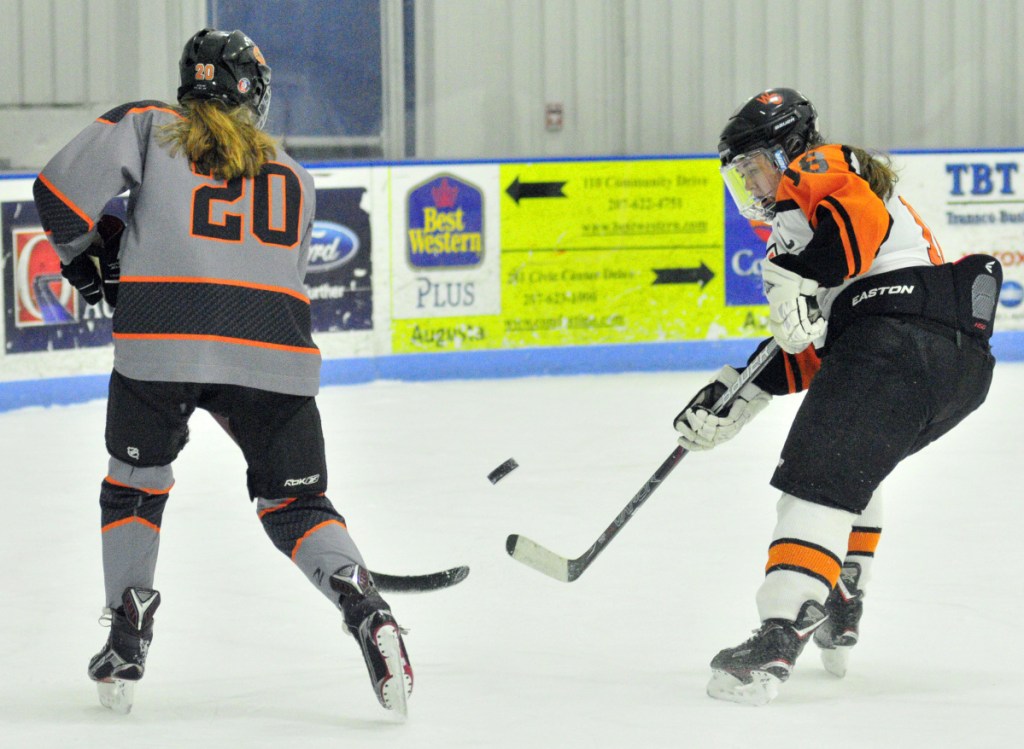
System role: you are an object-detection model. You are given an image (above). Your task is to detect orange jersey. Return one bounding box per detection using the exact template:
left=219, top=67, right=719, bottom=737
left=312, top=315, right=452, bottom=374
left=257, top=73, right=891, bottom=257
left=752, top=144, right=943, bottom=395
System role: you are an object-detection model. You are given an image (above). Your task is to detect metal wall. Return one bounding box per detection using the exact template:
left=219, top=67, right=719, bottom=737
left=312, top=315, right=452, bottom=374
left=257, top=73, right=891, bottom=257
left=0, top=0, right=205, bottom=169
left=414, top=0, right=1024, bottom=158
left=2, top=0, right=1023, bottom=169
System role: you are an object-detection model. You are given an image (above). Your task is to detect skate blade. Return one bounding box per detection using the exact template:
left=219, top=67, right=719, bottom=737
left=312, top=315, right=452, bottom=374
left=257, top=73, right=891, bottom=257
left=706, top=669, right=780, bottom=706
left=820, top=646, right=852, bottom=678
left=375, top=624, right=412, bottom=718
left=96, top=679, right=135, bottom=714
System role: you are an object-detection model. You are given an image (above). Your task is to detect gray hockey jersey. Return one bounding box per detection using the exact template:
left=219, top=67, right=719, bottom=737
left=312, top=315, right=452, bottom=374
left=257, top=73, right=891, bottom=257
left=33, top=100, right=321, bottom=396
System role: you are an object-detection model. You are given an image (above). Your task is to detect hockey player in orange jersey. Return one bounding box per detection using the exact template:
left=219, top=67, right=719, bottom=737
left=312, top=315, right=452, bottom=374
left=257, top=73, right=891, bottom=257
left=674, top=88, right=999, bottom=705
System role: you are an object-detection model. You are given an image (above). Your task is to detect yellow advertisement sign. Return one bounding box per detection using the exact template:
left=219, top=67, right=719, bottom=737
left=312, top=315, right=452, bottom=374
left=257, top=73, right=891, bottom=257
left=392, top=158, right=766, bottom=353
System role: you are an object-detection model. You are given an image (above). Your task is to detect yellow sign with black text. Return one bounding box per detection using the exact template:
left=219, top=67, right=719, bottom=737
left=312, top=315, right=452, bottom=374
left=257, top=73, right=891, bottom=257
left=392, top=159, right=767, bottom=353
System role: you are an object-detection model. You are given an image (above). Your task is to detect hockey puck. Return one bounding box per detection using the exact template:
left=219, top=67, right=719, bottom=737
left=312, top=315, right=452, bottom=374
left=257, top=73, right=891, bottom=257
left=487, top=458, right=519, bottom=484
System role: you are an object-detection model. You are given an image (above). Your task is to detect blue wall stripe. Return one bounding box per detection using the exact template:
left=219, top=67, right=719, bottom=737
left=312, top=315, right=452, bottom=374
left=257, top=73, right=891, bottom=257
left=1, top=332, right=1022, bottom=413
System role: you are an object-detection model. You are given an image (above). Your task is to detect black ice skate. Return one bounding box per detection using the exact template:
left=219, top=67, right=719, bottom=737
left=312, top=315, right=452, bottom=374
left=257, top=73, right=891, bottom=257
left=707, top=600, right=827, bottom=706
left=813, top=562, right=864, bottom=678
left=331, top=565, right=413, bottom=716
left=87, top=587, right=161, bottom=714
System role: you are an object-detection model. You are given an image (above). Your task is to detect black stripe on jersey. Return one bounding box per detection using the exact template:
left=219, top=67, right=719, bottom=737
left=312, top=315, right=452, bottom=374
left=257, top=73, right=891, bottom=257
left=841, top=145, right=857, bottom=173
left=822, top=196, right=861, bottom=275
left=879, top=213, right=894, bottom=253
left=783, top=167, right=801, bottom=188
left=98, top=100, right=174, bottom=124
left=774, top=198, right=801, bottom=213
left=782, top=352, right=809, bottom=391
left=113, top=280, right=317, bottom=351
left=32, top=177, right=90, bottom=245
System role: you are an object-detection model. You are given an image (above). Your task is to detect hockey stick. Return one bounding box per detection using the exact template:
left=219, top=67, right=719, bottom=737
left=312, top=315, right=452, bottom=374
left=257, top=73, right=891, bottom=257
left=373, top=566, right=470, bottom=593
left=207, top=412, right=470, bottom=594
left=506, top=340, right=781, bottom=582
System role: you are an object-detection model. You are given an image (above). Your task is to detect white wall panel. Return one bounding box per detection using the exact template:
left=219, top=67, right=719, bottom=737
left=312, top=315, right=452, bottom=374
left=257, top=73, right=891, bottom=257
left=3, top=0, right=1024, bottom=170
left=412, top=0, right=1024, bottom=160
left=574, top=0, right=624, bottom=156
left=85, top=0, right=119, bottom=103
left=52, top=0, right=86, bottom=105
left=668, top=0, right=704, bottom=150
left=19, top=1, right=55, bottom=104
left=0, top=0, right=23, bottom=106
left=860, top=0, right=893, bottom=149
left=506, top=0, right=545, bottom=156
left=0, top=0, right=204, bottom=169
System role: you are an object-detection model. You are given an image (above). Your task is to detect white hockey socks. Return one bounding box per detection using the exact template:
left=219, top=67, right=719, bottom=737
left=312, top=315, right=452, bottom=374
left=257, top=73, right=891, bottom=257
left=755, top=493, right=856, bottom=622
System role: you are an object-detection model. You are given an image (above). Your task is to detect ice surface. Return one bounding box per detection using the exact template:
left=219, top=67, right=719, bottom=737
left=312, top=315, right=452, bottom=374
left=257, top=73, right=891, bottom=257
left=1, top=364, right=1020, bottom=748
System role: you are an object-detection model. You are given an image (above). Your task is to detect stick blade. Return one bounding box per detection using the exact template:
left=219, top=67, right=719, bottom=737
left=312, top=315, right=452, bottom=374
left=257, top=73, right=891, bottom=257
left=372, top=566, right=470, bottom=593
left=505, top=534, right=571, bottom=582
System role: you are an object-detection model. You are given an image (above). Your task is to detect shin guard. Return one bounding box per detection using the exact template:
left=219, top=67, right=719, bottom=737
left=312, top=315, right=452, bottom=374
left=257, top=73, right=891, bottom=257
left=257, top=494, right=366, bottom=605
left=99, top=478, right=169, bottom=609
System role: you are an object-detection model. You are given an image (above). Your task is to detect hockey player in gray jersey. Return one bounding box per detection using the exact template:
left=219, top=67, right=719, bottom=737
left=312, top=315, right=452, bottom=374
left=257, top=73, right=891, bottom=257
left=34, top=28, right=412, bottom=715
left=673, top=88, right=997, bottom=705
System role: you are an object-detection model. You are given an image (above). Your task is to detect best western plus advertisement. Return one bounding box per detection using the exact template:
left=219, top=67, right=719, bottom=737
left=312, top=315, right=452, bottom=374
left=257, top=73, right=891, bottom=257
left=389, top=158, right=766, bottom=354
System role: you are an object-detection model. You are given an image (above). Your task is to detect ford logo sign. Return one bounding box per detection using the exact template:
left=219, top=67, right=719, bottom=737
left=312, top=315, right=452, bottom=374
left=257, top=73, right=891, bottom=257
left=307, top=221, right=359, bottom=273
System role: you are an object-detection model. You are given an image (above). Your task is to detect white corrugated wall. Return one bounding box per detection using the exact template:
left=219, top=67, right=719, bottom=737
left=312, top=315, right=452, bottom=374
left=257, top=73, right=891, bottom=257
left=414, top=0, right=1024, bottom=158
left=0, top=0, right=205, bottom=169
left=1, top=0, right=1022, bottom=168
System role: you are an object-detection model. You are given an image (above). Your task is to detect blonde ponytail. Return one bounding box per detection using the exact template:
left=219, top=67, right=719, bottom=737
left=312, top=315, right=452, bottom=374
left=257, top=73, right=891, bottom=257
left=850, top=146, right=899, bottom=202
left=159, top=100, right=277, bottom=180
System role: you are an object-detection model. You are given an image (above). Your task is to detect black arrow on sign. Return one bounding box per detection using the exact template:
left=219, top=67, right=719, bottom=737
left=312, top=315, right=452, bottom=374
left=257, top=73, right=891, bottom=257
left=652, top=262, right=715, bottom=289
left=506, top=176, right=567, bottom=204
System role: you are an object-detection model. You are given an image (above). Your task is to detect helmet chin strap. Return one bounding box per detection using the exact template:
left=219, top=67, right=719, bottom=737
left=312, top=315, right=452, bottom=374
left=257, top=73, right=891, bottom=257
left=770, top=147, right=790, bottom=171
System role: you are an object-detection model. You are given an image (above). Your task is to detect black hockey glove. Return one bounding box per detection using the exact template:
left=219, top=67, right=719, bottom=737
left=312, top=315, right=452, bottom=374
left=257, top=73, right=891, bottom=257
left=94, top=214, right=123, bottom=307
left=60, top=253, right=104, bottom=305
left=61, top=215, right=123, bottom=308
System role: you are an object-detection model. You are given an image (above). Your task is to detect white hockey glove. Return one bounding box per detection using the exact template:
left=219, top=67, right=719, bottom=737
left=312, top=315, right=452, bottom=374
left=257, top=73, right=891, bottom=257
left=762, top=260, right=826, bottom=354
left=674, top=366, right=772, bottom=451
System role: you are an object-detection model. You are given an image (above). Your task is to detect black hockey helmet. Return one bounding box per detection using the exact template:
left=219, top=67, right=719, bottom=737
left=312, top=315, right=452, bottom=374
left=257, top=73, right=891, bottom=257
left=718, top=88, right=820, bottom=167
left=177, top=28, right=272, bottom=128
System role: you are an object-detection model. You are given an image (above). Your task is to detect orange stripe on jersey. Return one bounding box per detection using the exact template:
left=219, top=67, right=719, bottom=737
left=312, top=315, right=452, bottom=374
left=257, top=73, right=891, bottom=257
left=113, top=331, right=321, bottom=354
left=777, top=144, right=892, bottom=279
left=120, top=275, right=310, bottom=304
left=290, top=519, right=348, bottom=561
left=102, top=516, right=161, bottom=534
left=97, top=105, right=183, bottom=124
left=766, top=539, right=842, bottom=588
left=847, top=526, right=882, bottom=556
left=104, top=475, right=174, bottom=495
left=795, top=347, right=821, bottom=388
left=899, top=196, right=945, bottom=265
left=779, top=348, right=821, bottom=393
left=35, top=173, right=94, bottom=232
